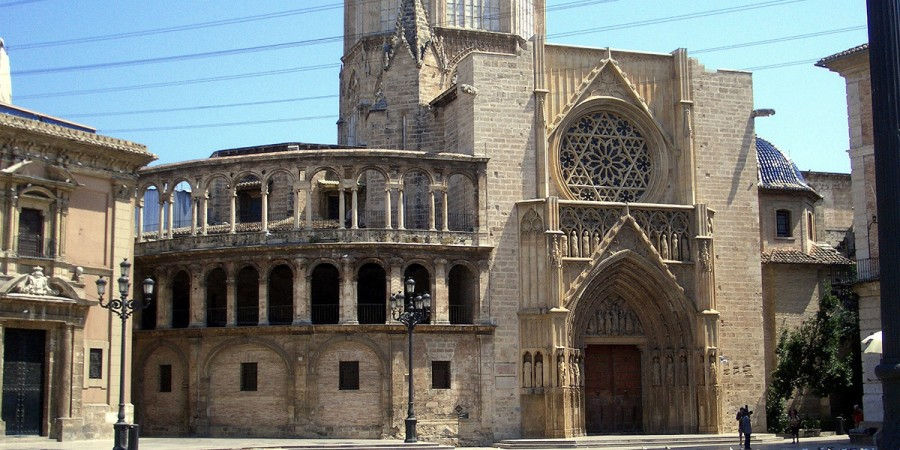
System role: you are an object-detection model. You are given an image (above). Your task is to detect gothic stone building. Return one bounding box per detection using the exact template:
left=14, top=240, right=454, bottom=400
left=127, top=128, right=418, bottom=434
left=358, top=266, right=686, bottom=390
left=131, top=0, right=785, bottom=443
left=0, top=102, right=154, bottom=440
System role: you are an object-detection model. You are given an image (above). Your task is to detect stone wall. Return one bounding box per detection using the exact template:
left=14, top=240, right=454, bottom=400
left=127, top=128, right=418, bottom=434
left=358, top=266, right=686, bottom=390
left=690, top=64, right=766, bottom=430
left=802, top=171, right=853, bottom=254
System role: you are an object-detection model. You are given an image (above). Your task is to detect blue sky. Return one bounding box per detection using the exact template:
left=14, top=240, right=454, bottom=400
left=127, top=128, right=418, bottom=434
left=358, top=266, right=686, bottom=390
left=1, top=0, right=867, bottom=172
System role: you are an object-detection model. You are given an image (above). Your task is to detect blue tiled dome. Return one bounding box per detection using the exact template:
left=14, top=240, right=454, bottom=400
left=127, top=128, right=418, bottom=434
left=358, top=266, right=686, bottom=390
left=756, top=137, right=816, bottom=193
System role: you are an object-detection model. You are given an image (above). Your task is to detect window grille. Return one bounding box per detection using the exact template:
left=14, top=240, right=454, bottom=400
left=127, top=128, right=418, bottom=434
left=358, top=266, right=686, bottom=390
left=432, top=361, right=451, bottom=389
left=89, top=348, right=103, bottom=379
left=240, top=362, right=258, bottom=391
left=159, top=364, right=172, bottom=392
left=339, top=361, right=360, bottom=390
left=776, top=210, right=792, bottom=237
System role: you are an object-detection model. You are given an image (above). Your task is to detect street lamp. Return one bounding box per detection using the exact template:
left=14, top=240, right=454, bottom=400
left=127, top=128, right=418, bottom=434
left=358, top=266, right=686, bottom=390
left=390, top=277, right=431, bottom=443
left=96, top=258, right=155, bottom=450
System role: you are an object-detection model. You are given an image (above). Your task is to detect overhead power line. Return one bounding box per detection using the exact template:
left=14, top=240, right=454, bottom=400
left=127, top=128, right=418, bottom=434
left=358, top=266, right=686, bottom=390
left=102, top=114, right=338, bottom=133
left=10, top=0, right=618, bottom=52
left=548, top=0, right=809, bottom=39
left=0, top=0, right=47, bottom=7
left=693, top=25, right=866, bottom=54
left=61, top=95, right=339, bottom=118
left=742, top=58, right=820, bottom=71
left=16, top=63, right=341, bottom=100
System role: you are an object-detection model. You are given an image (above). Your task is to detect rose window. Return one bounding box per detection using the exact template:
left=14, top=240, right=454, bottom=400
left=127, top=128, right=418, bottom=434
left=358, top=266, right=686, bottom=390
left=558, top=111, right=653, bottom=202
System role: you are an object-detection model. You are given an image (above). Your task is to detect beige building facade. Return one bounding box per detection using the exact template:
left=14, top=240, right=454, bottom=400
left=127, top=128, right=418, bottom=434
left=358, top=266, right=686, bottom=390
left=818, top=43, right=883, bottom=428
left=126, top=0, right=816, bottom=443
left=0, top=102, right=154, bottom=441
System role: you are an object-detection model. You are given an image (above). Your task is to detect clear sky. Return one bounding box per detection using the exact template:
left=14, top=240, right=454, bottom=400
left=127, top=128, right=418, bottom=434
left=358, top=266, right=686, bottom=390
left=1, top=0, right=868, bottom=172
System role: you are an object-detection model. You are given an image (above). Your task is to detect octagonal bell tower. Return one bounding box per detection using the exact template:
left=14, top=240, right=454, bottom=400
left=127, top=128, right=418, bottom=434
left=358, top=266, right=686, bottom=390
left=338, top=0, right=545, bottom=150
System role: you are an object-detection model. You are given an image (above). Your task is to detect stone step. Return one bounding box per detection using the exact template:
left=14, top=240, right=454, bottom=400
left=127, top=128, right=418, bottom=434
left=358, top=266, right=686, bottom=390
left=223, top=444, right=454, bottom=450
left=495, top=433, right=780, bottom=449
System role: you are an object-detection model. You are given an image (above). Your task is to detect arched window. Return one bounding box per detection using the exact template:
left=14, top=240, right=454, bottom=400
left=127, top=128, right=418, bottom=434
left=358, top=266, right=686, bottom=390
left=357, top=169, right=388, bottom=228
left=776, top=209, right=792, bottom=237
left=206, top=268, right=227, bottom=327
left=171, top=271, right=190, bottom=329
left=311, top=264, right=340, bottom=324
left=235, top=175, right=262, bottom=225
left=17, top=208, right=43, bottom=257
left=448, top=265, right=477, bottom=324
left=558, top=110, right=655, bottom=202
left=267, top=173, right=294, bottom=231
left=447, top=174, right=476, bottom=231
left=268, top=265, right=293, bottom=325
left=446, top=0, right=500, bottom=31
left=403, top=171, right=431, bottom=230
left=205, top=175, right=231, bottom=233
left=236, top=266, right=259, bottom=326
left=357, top=263, right=387, bottom=324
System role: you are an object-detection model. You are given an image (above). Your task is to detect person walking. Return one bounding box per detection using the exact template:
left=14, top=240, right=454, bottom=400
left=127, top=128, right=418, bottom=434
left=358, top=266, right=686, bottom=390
left=736, top=407, right=745, bottom=445
left=739, top=406, right=753, bottom=449
left=788, top=408, right=801, bottom=444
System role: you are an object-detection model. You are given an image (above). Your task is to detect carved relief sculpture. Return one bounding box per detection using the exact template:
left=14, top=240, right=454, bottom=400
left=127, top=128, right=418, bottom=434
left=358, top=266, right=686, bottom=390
left=14, top=266, right=59, bottom=296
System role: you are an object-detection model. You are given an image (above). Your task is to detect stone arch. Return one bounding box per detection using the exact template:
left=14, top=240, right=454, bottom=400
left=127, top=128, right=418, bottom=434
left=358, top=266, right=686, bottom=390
left=200, top=337, right=294, bottom=435
left=205, top=266, right=227, bottom=327
left=267, top=263, right=293, bottom=325
left=235, top=264, right=260, bottom=326
left=307, top=167, right=343, bottom=225
left=264, top=169, right=296, bottom=229
left=401, top=169, right=432, bottom=230
left=306, top=334, right=390, bottom=437
left=448, top=263, right=478, bottom=324
left=446, top=172, right=477, bottom=231
left=170, top=269, right=191, bottom=329
left=357, top=262, right=387, bottom=324
left=310, top=262, right=340, bottom=324
left=134, top=340, right=190, bottom=435
left=355, top=167, right=389, bottom=228
left=202, top=173, right=232, bottom=231
left=550, top=96, right=670, bottom=204
left=566, top=249, right=700, bottom=434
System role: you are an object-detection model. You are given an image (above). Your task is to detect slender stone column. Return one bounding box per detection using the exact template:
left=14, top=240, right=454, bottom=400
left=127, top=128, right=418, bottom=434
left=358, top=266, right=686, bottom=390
left=293, top=189, right=302, bottom=229
left=477, top=260, right=490, bottom=323
left=351, top=187, right=359, bottom=229
left=190, top=197, right=198, bottom=236
left=157, top=200, right=165, bottom=239
left=338, top=187, right=346, bottom=229
left=476, top=169, right=487, bottom=237
left=135, top=200, right=144, bottom=243
left=385, top=188, right=393, bottom=229
left=305, top=187, right=314, bottom=230
left=57, top=324, right=72, bottom=420
left=397, top=189, right=405, bottom=230
left=229, top=189, right=237, bottom=234
left=225, top=264, right=236, bottom=326
left=442, top=190, right=449, bottom=231
left=261, top=186, right=269, bottom=233
left=429, top=190, right=437, bottom=231
left=387, top=259, right=403, bottom=324
left=339, top=256, right=357, bottom=324
left=433, top=258, right=449, bottom=324
left=200, top=195, right=208, bottom=235
left=166, top=195, right=174, bottom=238
left=189, top=268, right=205, bottom=327
left=258, top=264, right=269, bottom=325
left=155, top=274, right=171, bottom=329
left=867, top=2, right=900, bottom=444
left=292, top=258, right=309, bottom=324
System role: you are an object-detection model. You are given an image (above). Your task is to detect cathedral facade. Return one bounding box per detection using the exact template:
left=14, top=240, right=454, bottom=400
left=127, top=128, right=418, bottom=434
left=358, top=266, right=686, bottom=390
left=131, top=0, right=769, bottom=443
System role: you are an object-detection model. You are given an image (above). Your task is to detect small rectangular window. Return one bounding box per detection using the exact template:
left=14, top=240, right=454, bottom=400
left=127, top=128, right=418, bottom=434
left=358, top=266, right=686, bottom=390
left=339, top=361, right=359, bottom=390
left=159, top=364, right=172, bottom=392
left=240, top=362, right=258, bottom=392
left=776, top=210, right=792, bottom=237
left=807, top=212, right=815, bottom=240
left=432, top=361, right=451, bottom=389
left=88, top=348, right=103, bottom=379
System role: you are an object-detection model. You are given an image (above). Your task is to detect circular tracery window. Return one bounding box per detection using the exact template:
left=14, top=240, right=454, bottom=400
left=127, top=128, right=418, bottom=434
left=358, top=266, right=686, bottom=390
left=558, top=111, right=653, bottom=202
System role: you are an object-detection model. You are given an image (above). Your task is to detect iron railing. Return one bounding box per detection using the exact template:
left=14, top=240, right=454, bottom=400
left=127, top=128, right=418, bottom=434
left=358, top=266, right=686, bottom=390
left=311, top=304, right=339, bottom=324
left=268, top=304, right=293, bottom=325
left=236, top=306, right=258, bottom=326
left=357, top=303, right=386, bottom=324
left=206, top=307, right=227, bottom=327
left=449, top=304, right=474, bottom=324
left=856, top=257, right=880, bottom=282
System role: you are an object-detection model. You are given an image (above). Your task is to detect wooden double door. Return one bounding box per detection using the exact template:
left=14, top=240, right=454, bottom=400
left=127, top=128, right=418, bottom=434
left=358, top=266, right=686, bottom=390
left=584, top=344, right=642, bottom=434
left=2, top=328, right=46, bottom=435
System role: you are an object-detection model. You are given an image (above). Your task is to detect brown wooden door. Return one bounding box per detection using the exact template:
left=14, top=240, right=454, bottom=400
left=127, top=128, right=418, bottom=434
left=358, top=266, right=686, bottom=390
left=585, top=345, right=642, bottom=434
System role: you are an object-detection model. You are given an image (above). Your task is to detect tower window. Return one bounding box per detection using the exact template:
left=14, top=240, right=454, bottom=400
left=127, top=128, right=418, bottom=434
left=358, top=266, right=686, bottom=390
left=776, top=210, right=792, bottom=237
left=339, top=361, right=360, bottom=390
left=240, top=362, right=258, bottom=391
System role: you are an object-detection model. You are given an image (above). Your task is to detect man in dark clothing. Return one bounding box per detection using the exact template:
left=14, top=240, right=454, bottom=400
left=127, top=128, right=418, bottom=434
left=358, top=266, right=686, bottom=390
left=739, top=407, right=753, bottom=449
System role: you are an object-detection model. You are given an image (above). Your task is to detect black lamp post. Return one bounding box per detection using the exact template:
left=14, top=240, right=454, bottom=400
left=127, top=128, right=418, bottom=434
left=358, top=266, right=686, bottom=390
left=390, top=277, right=431, bottom=443
left=95, top=258, right=155, bottom=450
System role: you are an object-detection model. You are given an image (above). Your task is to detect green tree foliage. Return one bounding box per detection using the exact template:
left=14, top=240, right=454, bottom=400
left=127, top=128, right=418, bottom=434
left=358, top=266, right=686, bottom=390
left=766, top=286, right=861, bottom=432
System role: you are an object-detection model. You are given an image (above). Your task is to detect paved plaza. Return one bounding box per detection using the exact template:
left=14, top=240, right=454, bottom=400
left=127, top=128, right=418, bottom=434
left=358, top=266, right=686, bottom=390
left=0, top=434, right=872, bottom=450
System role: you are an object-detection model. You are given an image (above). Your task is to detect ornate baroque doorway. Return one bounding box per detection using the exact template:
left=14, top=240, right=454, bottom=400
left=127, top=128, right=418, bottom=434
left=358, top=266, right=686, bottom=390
left=2, top=328, right=46, bottom=435
left=585, top=345, right=642, bottom=434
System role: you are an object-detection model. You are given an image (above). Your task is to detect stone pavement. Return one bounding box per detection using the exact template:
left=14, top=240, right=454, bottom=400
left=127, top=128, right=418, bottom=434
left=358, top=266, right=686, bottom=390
left=0, top=435, right=874, bottom=450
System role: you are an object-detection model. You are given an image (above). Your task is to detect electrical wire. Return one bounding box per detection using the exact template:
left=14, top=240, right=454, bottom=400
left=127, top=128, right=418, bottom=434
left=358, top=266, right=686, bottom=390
left=693, top=25, right=865, bottom=54
left=61, top=95, right=339, bottom=118
left=101, top=114, right=338, bottom=133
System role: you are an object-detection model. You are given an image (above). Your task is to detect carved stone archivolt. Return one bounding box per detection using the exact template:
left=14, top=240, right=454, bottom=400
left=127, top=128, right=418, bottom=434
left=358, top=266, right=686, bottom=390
left=582, top=295, right=643, bottom=337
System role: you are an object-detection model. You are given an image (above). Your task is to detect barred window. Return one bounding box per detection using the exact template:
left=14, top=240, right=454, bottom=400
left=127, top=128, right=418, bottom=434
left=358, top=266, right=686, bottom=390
left=432, top=361, right=451, bottom=389
left=240, top=362, right=258, bottom=392
left=558, top=111, right=653, bottom=202
left=776, top=210, right=792, bottom=237
left=339, top=361, right=360, bottom=390
left=88, top=348, right=103, bottom=379
left=159, top=364, right=172, bottom=392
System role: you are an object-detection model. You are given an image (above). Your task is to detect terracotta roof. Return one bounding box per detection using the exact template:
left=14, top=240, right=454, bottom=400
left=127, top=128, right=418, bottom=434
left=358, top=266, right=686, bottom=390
left=762, top=243, right=853, bottom=265
left=756, top=137, right=817, bottom=194
left=816, top=43, right=868, bottom=67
